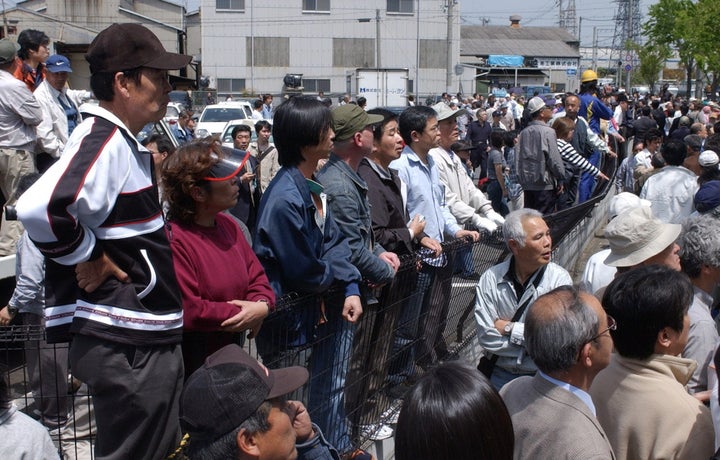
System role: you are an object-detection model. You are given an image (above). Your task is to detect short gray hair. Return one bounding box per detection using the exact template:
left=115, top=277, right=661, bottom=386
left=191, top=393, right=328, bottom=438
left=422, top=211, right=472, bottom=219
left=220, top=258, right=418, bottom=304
left=502, top=208, right=543, bottom=248
left=679, top=214, right=720, bottom=278
left=525, top=285, right=599, bottom=373
left=186, top=400, right=272, bottom=459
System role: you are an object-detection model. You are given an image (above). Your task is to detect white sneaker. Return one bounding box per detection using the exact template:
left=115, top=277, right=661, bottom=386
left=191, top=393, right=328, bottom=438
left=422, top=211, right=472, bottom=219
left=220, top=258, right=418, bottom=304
left=359, top=423, right=394, bottom=441
left=380, top=405, right=401, bottom=425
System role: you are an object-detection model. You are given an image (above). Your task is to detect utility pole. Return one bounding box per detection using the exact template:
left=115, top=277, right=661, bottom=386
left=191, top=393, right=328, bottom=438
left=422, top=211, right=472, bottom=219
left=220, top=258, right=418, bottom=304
left=376, top=8, right=381, bottom=69
left=625, top=0, right=632, bottom=90
left=446, top=0, right=454, bottom=92
left=592, top=27, right=598, bottom=69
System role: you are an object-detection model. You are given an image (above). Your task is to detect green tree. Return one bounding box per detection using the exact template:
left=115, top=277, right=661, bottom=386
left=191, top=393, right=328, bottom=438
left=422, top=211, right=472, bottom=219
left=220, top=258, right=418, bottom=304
left=643, top=0, right=696, bottom=96
left=686, top=0, right=720, bottom=99
left=629, top=41, right=669, bottom=94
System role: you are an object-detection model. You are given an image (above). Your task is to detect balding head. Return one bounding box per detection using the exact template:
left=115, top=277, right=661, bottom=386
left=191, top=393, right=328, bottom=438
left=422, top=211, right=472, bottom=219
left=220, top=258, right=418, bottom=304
left=525, top=286, right=611, bottom=377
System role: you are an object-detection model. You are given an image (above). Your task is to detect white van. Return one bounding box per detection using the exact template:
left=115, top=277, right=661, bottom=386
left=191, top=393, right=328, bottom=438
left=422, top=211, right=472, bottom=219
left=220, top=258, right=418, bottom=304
left=196, top=101, right=253, bottom=136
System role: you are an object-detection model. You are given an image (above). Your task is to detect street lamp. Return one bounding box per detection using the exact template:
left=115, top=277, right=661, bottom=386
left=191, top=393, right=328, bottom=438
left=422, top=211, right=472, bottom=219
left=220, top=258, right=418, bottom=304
left=358, top=9, right=381, bottom=68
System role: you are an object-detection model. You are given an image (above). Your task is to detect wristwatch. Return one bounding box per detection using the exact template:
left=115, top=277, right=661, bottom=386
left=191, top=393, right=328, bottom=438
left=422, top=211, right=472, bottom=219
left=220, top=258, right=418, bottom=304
left=503, top=322, right=514, bottom=336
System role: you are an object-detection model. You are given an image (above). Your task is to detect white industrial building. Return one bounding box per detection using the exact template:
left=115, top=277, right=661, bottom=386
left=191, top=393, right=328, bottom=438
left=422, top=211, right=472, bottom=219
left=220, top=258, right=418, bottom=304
left=198, top=0, right=460, bottom=99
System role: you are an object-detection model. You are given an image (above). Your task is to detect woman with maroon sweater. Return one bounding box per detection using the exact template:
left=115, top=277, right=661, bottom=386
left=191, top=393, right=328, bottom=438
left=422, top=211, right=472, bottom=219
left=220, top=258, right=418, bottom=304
left=162, top=139, right=274, bottom=375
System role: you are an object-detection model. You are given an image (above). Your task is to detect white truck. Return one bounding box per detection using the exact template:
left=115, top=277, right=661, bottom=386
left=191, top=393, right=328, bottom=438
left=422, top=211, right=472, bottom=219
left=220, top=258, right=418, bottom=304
left=356, top=68, right=409, bottom=109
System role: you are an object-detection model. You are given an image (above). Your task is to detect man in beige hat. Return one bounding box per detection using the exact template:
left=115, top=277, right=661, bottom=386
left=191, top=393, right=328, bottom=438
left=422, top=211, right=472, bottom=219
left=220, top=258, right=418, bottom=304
left=18, top=23, right=191, bottom=459
left=601, top=206, right=682, bottom=290
left=429, top=102, right=504, bottom=233
left=580, top=192, right=652, bottom=294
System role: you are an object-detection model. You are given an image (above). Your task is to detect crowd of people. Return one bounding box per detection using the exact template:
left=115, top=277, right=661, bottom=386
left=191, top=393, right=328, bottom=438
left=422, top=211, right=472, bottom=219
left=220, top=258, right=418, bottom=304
left=1, top=19, right=720, bottom=460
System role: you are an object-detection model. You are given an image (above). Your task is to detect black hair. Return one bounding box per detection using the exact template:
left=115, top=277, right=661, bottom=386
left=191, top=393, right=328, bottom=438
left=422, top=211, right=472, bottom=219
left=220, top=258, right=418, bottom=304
left=601, top=265, right=692, bottom=360
left=396, top=362, right=514, bottom=460
left=272, top=96, right=332, bottom=167
left=17, top=29, right=49, bottom=60
left=357, top=96, right=367, bottom=107
left=254, top=119, right=271, bottom=134
left=490, top=130, right=504, bottom=149
left=142, top=134, right=176, bottom=157
left=231, top=124, right=252, bottom=139
left=503, top=130, right=517, bottom=148
left=641, top=106, right=652, bottom=117
left=705, top=133, right=720, bottom=153
left=367, top=108, right=397, bottom=142
left=579, top=80, right=598, bottom=96
left=253, top=99, right=263, bottom=109
left=644, top=128, right=663, bottom=146
left=660, top=139, right=687, bottom=166
left=398, top=105, right=437, bottom=145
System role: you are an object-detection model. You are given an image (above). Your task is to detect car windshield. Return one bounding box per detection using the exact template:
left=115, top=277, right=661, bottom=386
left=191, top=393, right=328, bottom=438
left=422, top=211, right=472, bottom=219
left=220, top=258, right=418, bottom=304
left=201, top=108, right=247, bottom=122
left=165, top=106, right=180, bottom=118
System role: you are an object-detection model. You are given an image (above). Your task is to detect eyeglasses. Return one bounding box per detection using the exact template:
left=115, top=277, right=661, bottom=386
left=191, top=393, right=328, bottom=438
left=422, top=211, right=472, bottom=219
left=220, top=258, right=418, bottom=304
left=588, top=315, right=616, bottom=343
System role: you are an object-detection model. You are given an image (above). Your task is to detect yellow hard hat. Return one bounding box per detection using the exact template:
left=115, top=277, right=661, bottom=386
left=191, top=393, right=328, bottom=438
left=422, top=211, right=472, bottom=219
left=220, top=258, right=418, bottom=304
left=581, top=69, right=598, bottom=83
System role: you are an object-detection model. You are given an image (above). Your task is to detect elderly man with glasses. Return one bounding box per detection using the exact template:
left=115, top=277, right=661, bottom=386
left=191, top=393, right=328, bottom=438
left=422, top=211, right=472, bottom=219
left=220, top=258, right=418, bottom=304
left=500, top=285, right=616, bottom=459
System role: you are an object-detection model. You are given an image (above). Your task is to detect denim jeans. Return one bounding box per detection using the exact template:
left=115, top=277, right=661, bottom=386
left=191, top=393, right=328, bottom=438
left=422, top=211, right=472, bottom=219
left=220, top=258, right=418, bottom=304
left=490, top=366, right=529, bottom=391
left=487, top=180, right=509, bottom=216
left=578, top=149, right=600, bottom=203
left=454, top=245, right=475, bottom=276
left=307, top=301, right=355, bottom=453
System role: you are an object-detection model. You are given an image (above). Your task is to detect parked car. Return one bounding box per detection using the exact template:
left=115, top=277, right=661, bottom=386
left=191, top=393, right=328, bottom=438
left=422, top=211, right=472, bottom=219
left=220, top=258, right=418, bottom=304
left=137, top=118, right=180, bottom=148
left=196, top=101, right=254, bottom=136
left=163, top=102, right=183, bottom=125
left=169, top=90, right=193, bottom=111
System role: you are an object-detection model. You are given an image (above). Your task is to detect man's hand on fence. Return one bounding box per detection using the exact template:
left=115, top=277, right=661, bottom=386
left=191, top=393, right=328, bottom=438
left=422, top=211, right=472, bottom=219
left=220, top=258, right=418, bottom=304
left=455, top=229, right=480, bottom=242
left=419, top=236, right=442, bottom=257
left=379, top=251, right=400, bottom=273
left=0, top=306, right=15, bottom=326
left=76, top=252, right=130, bottom=293
left=342, top=295, right=363, bottom=323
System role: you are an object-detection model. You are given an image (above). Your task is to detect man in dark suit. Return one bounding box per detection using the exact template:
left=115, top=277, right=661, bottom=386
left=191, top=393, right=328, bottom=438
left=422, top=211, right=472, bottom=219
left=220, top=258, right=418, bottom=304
left=500, top=285, right=616, bottom=459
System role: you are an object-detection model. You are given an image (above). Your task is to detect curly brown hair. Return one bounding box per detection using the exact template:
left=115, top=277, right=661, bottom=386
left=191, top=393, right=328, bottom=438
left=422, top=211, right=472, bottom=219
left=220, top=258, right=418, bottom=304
left=161, top=138, right=222, bottom=225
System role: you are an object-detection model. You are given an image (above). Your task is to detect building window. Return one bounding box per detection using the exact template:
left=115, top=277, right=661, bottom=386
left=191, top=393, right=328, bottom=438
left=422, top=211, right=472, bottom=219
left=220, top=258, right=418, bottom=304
left=303, top=79, right=331, bottom=93
left=387, top=0, right=413, bottom=14
left=302, top=0, right=330, bottom=12
left=247, top=37, right=290, bottom=67
left=217, top=78, right=246, bottom=94
left=216, top=0, right=244, bottom=10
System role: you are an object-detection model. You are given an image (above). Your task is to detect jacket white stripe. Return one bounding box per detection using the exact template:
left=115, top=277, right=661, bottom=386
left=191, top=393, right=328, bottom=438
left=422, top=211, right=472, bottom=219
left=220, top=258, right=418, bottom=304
left=74, top=300, right=183, bottom=331
left=45, top=304, right=77, bottom=328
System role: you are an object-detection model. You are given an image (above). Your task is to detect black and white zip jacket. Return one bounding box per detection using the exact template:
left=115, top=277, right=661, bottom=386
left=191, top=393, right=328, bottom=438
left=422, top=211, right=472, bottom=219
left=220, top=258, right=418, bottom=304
left=17, top=105, right=183, bottom=345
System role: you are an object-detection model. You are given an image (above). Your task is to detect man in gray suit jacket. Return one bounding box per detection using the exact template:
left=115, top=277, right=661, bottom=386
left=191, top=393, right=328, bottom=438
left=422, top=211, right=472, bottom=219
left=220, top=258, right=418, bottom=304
left=500, top=285, right=616, bottom=460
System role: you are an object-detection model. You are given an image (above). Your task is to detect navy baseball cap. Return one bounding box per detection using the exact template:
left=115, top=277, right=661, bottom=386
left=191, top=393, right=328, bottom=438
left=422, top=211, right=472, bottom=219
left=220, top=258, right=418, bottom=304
left=46, top=55, right=73, bottom=73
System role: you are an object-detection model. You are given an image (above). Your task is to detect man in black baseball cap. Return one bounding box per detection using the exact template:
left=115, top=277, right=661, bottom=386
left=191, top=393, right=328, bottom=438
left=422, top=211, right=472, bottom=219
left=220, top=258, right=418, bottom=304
left=17, top=23, right=191, bottom=459
left=181, top=344, right=339, bottom=460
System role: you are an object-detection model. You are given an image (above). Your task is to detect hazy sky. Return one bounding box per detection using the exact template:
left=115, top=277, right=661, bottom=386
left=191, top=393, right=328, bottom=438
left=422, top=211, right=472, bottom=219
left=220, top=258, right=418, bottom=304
left=5, top=0, right=659, bottom=47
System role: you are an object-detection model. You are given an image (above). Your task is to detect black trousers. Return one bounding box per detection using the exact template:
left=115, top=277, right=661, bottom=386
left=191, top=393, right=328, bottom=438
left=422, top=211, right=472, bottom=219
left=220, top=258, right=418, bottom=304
left=524, top=189, right=558, bottom=215
left=69, top=335, right=183, bottom=460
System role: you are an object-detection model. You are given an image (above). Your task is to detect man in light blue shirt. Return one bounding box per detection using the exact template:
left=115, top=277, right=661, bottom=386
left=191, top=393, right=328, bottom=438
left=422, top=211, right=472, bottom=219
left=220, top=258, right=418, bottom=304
left=386, top=106, right=478, bottom=394
left=500, top=285, right=616, bottom=459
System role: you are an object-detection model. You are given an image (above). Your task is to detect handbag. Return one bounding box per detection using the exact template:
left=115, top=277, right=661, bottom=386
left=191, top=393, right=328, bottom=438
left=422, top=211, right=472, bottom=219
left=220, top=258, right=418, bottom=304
left=477, top=265, right=547, bottom=378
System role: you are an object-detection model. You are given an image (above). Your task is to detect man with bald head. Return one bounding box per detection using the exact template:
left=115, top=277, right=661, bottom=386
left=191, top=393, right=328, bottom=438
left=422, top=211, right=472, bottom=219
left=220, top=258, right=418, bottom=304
left=500, top=285, right=616, bottom=459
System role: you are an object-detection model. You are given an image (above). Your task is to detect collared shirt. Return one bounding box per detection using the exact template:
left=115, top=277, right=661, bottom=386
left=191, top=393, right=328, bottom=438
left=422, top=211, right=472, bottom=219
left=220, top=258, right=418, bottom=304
left=639, top=165, right=698, bottom=224
left=539, top=371, right=597, bottom=416
left=475, top=258, right=572, bottom=374
left=390, top=145, right=461, bottom=265
left=0, top=69, right=43, bottom=151
left=684, top=286, right=719, bottom=394
left=7, top=232, right=45, bottom=316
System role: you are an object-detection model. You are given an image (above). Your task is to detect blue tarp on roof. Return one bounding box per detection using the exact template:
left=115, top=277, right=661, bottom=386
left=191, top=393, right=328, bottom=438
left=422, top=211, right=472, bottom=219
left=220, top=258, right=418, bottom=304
left=488, top=55, right=524, bottom=67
